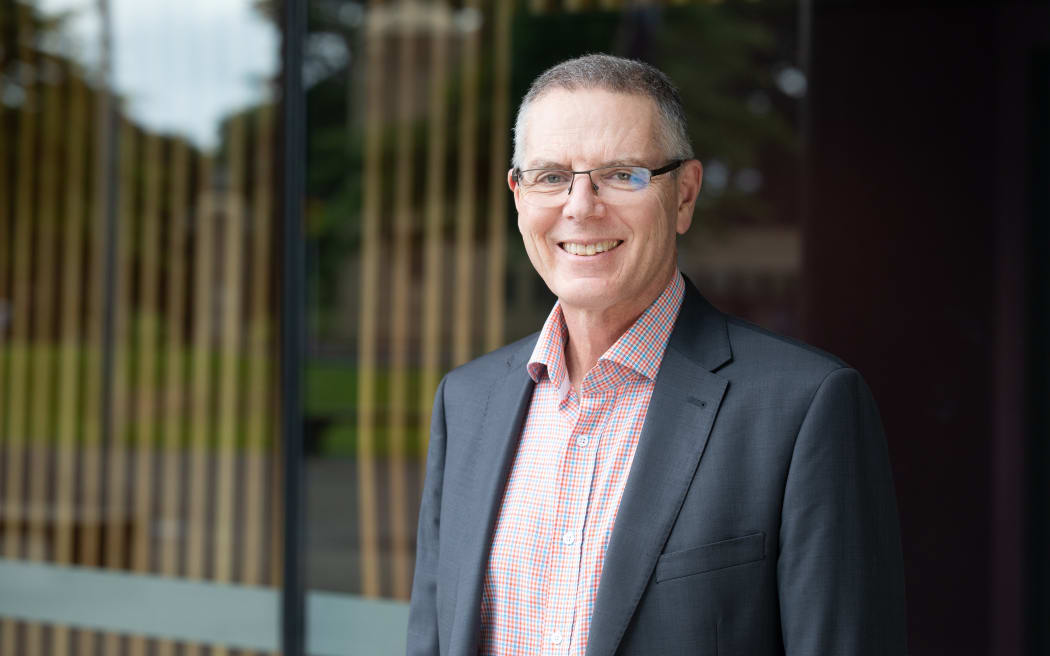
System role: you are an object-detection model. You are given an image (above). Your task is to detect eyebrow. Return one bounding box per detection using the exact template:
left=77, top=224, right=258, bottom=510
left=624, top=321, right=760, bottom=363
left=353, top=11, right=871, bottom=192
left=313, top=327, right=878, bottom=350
left=523, top=160, right=569, bottom=170
left=601, top=159, right=649, bottom=168
left=523, top=158, right=650, bottom=170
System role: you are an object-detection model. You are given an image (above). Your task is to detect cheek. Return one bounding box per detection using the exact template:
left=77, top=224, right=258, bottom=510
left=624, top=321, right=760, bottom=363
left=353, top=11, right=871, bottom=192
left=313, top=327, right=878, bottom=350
left=517, top=213, right=535, bottom=241
left=518, top=212, right=553, bottom=243
left=656, top=190, right=678, bottom=221
left=517, top=217, right=549, bottom=264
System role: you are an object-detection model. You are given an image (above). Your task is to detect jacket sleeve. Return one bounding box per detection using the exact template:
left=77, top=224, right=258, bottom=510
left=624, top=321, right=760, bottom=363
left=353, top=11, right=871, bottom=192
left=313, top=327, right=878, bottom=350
left=406, top=376, right=448, bottom=656
left=777, top=367, right=907, bottom=655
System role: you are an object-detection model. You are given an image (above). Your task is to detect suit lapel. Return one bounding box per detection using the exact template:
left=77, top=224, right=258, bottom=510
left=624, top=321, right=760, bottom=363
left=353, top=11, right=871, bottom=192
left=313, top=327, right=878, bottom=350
left=585, top=280, right=732, bottom=656
left=448, top=341, right=536, bottom=656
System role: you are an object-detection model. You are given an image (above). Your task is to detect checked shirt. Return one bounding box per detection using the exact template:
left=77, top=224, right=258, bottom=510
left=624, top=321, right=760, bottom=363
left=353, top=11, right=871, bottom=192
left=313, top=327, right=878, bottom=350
left=479, top=270, right=685, bottom=655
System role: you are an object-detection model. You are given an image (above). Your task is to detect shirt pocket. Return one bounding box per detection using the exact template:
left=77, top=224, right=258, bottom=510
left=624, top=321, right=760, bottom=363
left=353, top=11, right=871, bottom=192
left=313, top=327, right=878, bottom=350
left=654, top=531, right=766, bottom=583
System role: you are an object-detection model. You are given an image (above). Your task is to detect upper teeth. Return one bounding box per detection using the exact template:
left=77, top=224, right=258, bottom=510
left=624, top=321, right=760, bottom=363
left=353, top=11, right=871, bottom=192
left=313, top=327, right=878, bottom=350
left=562, top=240, right=621, bottom=256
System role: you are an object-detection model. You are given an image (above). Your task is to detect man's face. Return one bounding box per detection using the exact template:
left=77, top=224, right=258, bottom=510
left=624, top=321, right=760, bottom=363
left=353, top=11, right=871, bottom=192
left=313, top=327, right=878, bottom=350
left=509, top=88, right=701, bottom=318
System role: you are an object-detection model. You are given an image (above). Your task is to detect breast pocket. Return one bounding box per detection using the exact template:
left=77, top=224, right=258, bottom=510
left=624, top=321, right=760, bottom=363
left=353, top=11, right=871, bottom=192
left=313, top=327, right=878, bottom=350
left=655, top=531, right=766, bottom=583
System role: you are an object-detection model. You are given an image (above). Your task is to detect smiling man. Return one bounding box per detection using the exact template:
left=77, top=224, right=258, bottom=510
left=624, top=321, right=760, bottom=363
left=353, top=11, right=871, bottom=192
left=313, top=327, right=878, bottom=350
left=407, top=54, right=906, bottom=656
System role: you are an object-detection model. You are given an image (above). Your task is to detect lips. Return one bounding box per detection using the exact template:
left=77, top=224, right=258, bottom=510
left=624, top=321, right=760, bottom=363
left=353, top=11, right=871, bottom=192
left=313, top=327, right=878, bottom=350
left=558, top=240, right=623, bottom=256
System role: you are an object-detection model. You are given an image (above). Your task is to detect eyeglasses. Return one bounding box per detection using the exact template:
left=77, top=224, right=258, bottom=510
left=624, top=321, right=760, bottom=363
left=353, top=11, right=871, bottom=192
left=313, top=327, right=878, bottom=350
left=512, top=160, right=684, bottom=207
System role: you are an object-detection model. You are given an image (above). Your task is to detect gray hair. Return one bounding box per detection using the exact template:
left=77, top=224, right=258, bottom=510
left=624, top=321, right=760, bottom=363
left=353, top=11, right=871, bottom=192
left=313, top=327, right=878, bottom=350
left=512, top=54, right=694, bottom=169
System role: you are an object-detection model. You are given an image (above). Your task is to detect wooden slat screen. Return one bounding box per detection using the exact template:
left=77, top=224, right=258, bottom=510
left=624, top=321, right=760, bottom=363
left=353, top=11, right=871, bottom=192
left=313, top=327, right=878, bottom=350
left=348, top=0, right=514, bottom=602
left=0, top=2, right=284, bottom=654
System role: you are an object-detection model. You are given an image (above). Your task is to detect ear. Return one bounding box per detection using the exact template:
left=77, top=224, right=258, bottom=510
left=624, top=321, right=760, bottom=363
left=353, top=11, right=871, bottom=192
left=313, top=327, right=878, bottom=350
left=508, top=168, right=523, bottom=213
left=675, top=159, right=703, bottom=235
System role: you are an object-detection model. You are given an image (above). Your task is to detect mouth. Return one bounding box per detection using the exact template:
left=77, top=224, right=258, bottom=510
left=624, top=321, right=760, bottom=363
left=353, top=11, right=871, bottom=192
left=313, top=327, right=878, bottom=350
left=558, top=240, right=623, bottom=256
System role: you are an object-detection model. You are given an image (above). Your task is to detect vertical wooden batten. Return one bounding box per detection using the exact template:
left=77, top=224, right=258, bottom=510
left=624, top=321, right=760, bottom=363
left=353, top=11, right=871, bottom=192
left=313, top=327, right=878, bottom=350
left=208, top=112, right=248, bottom=656
left=127, top=124, right=163, bottom=656
left=485, top=0, right=512, bottom=353
left=132, top=130, right=163, bottom=569
left=183, top=150, right=217, bottom=656
left=103, top=115, right=137, bottom=569
left=76, top=5, right=117, bottom=654
left=2, top=0, right=38, bottom=561
left=155, top=134, right=190, bottom=656
left=128, top=27, right=171, bottom=655
left=387, top=0, right=418, bottom=601
left=0, top=8, right=10, bottom=607
left=243, top=103, right=276, bottom=590
left=25, top=50, right=62, bottom=563
left=186, top=154, right=217, bottom=584
left=242, top=100, right=279, bottom=656
left=214, top=113, right=248, bottom=588
left=23, top=47, right=65, bottom=656
left=0, top=16, right=9, bottom=566
left=52, top=70, right=89, bottom=656
left=53, top=70, right=89, bottom=568
left=101, top=114, right=137, bottom=656
left=356, top=0, right=386, bottom=598
left=419, top=1, right=450, bottom=480
left=156, top=27, right=194, bottom=656
left=2, top=9, right=37, bottom=655
left=452, top=0, right=481, bottom=367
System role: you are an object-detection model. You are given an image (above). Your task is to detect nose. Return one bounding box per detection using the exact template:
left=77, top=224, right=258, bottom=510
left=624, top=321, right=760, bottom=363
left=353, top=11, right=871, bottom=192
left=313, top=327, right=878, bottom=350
left=562, top=171, right=603, bottom=219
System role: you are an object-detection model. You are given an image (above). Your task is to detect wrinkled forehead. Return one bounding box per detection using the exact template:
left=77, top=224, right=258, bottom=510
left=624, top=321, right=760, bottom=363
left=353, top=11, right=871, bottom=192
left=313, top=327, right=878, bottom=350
left=518, top=88, right=664, bottom=169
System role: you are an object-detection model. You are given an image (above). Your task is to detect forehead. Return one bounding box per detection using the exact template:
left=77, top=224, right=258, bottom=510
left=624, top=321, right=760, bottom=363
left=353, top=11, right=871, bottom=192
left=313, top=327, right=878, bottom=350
left=520, top=88, right=662, bottom=167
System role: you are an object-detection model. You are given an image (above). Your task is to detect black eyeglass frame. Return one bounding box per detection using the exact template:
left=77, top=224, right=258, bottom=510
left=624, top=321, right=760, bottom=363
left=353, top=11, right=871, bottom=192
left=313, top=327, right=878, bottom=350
left=512, top=159, right=686, bottom=195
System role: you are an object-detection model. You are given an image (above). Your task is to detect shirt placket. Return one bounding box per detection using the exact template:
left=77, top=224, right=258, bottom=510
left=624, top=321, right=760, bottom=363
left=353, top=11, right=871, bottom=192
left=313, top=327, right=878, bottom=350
left=542, top=388, right=612, bottom=655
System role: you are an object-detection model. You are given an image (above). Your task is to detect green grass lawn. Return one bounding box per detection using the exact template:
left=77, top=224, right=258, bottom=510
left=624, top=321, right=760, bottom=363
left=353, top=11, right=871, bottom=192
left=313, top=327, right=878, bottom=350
left=0, top=341, right=434, bottom=459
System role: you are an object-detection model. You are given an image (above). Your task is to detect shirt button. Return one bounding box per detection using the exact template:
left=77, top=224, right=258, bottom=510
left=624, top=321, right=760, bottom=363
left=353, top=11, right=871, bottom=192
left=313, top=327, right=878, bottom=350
left=562, top=531, right=576, bottom=546
left=550, top=630, right=563, bottom=645
left=576, top=436, right=589, bottom=447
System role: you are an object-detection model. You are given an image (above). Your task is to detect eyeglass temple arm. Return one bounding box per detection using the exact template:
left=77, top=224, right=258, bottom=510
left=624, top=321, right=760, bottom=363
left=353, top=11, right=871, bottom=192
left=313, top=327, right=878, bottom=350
left=650, top=159, right=685, bottom=177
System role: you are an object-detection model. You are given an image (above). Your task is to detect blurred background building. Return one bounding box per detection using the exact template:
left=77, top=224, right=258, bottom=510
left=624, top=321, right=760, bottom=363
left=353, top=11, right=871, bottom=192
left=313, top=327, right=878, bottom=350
left=0, top=0, right=1046, bottom=654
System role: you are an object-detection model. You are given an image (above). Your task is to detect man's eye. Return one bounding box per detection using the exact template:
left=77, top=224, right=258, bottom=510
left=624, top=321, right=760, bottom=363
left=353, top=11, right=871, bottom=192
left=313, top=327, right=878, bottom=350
left=603, top=168, right=643, bottom=184
left=539, top=173, right=567, bottom=184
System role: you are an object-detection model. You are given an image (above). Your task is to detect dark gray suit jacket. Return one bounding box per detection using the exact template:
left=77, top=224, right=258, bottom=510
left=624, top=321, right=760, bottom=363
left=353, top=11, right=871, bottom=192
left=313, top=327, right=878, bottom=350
left=407, top=279, right=906, bottom=655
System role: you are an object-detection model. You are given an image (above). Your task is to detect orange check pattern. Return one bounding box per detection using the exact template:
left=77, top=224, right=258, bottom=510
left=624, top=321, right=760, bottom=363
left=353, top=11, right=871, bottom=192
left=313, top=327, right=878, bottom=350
left=479, top=271, right=685, bottom=655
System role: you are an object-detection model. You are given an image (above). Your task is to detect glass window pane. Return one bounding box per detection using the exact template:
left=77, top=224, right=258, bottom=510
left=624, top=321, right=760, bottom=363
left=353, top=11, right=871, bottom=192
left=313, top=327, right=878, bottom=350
left=303, top=2, right=801, bottom=652
left=0, top=0, right=284, bottom=653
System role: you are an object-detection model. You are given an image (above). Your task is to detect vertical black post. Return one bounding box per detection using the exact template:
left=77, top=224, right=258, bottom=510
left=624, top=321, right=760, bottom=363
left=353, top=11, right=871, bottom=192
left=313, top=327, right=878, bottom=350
left=97, top=0, right=120, bottom=460
left=796, top=0, right=812, bottom=337
left=1027, top=48, right=1049, bottom=656
left=281, top=0, right=306, bottom=652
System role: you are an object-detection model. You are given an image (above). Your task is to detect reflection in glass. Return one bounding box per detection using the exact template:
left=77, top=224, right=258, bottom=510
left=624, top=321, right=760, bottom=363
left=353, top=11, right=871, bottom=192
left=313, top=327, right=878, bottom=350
left=303, top=0, right=803, bottom=623
left=0, top=1, right=282, bottom=654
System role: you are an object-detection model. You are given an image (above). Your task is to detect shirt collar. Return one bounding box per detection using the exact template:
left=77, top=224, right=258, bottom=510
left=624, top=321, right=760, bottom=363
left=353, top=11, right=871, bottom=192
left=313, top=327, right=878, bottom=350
left=527, top=270, right=685, bottom=398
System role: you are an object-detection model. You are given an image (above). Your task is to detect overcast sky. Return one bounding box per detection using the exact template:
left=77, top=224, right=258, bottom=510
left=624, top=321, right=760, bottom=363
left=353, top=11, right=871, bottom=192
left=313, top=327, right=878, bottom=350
left=39, top=0, right=279, bottom=149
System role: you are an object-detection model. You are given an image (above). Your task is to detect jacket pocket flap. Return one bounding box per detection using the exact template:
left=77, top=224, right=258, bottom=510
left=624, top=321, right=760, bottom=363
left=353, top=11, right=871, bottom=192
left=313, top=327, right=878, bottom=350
left=655, top=531, right=765, bottom=582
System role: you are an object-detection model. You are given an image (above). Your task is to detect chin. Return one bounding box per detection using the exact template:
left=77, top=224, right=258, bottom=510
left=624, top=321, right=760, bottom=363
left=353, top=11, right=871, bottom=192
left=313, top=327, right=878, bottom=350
left=550, top=279, right=620, bottom=310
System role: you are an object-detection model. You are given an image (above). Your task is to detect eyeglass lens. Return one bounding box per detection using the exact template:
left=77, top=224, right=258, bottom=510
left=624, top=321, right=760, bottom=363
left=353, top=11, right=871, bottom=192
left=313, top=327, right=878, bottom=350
left=519, top=167, right=654, bottom=206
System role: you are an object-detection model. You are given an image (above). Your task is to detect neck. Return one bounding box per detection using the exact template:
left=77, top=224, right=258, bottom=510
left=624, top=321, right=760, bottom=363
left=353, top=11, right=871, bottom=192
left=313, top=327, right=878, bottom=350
left=560, top=268, right=676, bottom=390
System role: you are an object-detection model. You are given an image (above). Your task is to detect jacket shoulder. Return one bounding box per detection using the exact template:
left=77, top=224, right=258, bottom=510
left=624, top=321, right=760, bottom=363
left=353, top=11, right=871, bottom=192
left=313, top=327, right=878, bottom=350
left=722, top=314, right=850, bottom=383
